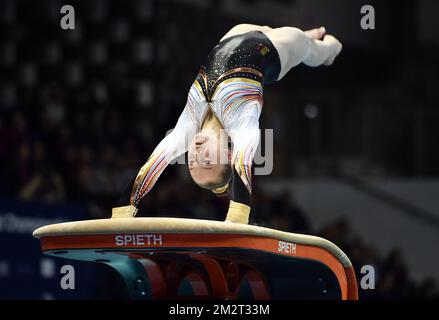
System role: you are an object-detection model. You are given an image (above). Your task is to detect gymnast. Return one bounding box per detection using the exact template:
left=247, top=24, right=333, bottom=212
left=112, top=24, right=342, bottom=224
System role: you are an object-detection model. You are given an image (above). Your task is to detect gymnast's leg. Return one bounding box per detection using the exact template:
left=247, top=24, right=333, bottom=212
left=263, top=26, right=342, bottom=80
left=221, top=24, right=341, bottom=80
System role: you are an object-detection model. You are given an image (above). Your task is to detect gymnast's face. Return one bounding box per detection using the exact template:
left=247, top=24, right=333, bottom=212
left=188, top=130, right=231, bottom=189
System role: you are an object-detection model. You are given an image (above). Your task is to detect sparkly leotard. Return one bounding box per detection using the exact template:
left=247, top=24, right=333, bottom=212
left=128, top=31, right=282, bottom=208
left=196, top=31, right=281, bottom=101
left=115, top=26, right=340, bottom=216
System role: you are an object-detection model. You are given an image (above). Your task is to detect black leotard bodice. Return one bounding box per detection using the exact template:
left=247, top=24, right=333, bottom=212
left=196, top=31, right=281, bottom=101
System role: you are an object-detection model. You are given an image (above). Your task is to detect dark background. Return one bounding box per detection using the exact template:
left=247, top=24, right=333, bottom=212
left=0, top=0, right=438, bottom=299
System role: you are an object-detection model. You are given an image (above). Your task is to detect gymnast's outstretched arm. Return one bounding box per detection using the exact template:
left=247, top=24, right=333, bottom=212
left=112, top=91, right=200, bottom=218
left=224, top=102, right=261, bottom=224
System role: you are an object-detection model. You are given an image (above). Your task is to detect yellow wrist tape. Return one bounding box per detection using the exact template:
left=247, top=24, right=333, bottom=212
left=111, top=205, right=138, bottom=218
left=225, top=201, right=250, bottom=224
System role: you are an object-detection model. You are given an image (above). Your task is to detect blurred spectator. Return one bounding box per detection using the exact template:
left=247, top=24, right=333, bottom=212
left=19, top=165, right=66, bottom=202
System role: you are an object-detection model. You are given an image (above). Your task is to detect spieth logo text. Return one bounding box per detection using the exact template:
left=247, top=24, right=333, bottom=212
left=115, top=234, right=163, bottom=246
left=277, top=240, right=296, bottom=255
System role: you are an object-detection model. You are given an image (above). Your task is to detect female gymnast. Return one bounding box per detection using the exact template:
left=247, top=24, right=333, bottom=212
left=113, top=24, right=342, bottom=224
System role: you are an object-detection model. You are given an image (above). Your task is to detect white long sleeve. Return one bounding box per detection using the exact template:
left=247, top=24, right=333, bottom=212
left=130, top=83, right=206, bottom=206
left=208, top=76, right=264, bottom=194
left=228, top=110, right=261, bottom=194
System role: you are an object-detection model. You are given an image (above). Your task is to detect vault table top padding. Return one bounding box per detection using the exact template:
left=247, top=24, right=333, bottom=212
left=33, top=217, right=353, bottom=268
